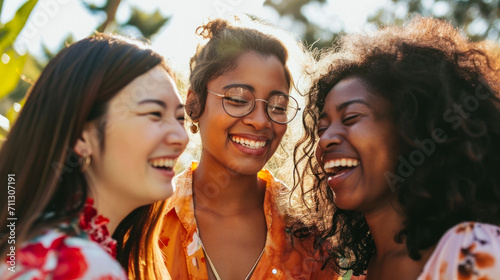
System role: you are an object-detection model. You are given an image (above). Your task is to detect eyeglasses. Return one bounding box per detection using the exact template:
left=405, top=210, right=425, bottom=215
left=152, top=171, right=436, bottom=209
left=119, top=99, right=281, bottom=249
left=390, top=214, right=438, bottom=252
left=207, top=87, right=300, bottom=124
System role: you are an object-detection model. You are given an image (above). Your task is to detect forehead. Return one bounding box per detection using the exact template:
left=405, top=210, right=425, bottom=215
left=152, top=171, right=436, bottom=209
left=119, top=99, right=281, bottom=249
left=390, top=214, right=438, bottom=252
left=322, top=76, right=389, bottom=112
left=326, top=77, right=371, bottom=104
left=113, top=65, right=181, bottom=105
left=214, top=51, right=288, bottom=90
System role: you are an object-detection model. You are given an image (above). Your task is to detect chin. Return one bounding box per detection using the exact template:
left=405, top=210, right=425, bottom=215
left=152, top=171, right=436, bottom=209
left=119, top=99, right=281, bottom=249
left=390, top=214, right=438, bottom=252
left=333, top=196, right=359, bottom=212
left=229, top=166, right=263, bottom=176
left=149, top=185, right=174, bottom=202
left=224, top=158, right=268, bottom=175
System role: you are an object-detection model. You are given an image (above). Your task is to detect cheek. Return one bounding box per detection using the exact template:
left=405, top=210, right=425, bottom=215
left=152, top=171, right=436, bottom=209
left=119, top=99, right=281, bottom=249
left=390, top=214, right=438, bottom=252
left=106, top=123, right=159, bottom=158
left=274, top=124, right=287, bottom=140
left=367, top=128, right=399, bottom=174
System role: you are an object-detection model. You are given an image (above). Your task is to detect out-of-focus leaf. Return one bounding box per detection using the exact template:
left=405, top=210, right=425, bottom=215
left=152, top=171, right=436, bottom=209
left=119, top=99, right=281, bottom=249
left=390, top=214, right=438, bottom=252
left=126, top=7, right=170, bottom=38
left=0, top=0, right=38, bottom=52
left=81, top=0, right=108, bottom=14
left=41, top=43, right=54, bottom=60
left=5, top=96, right=26, bottom=125
left=0, top=49, right=27, bottom=99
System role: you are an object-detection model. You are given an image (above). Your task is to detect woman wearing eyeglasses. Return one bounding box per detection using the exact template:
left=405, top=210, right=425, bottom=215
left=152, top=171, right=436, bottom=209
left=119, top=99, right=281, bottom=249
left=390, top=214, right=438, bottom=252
left=157, top=17, right=337, bottom=279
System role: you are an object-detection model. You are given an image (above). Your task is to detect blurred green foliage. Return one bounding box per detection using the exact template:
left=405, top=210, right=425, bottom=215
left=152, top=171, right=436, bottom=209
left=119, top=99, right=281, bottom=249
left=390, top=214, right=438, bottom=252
left=1, top=0, right=499, bottom=143
left=266, top=0, right=500, bottom=50
left=0, top=0, right=37, bottom=140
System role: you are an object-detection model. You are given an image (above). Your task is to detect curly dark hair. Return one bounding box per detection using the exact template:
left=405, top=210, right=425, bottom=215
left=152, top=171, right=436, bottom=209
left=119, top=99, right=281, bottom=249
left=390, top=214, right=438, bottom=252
left=292, top=17, right=500, bottom=276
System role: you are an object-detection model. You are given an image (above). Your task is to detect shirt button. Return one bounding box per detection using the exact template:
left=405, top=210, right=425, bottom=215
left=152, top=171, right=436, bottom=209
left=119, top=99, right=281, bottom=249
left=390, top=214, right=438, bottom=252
left=272, top=268, right=278, bottom=274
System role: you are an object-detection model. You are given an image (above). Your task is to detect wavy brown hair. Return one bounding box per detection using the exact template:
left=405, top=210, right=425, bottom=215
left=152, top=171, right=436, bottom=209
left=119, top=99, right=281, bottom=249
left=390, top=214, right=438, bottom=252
left=293, top=17, right=500, bottom=275
left=0, top=34, right=171, bottom=280
left=186, top=17, right=293, bottom=121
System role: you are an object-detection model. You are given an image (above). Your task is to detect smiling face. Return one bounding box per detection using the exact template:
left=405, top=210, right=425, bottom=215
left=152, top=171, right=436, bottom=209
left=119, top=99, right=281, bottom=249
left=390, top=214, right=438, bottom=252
left=197, top=51, right=289, bottom=175
left=81, top=65, right=189, bottom=208
left=315, top=76, right=399, bottom=212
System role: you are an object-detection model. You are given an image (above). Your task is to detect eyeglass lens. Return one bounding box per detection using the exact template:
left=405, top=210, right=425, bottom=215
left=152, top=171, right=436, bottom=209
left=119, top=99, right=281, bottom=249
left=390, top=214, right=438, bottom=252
left=221, top=87, right=298, bottom=123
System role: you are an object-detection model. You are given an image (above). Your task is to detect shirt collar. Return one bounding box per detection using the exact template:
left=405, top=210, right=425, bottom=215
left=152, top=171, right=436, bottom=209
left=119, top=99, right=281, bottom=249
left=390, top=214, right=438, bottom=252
left=165, top=161, right=287, bottom=234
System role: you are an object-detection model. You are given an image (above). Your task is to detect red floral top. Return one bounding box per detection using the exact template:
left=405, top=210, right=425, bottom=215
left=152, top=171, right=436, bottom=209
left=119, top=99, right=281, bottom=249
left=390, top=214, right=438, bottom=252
left=0, top=199, right=127, bottom=280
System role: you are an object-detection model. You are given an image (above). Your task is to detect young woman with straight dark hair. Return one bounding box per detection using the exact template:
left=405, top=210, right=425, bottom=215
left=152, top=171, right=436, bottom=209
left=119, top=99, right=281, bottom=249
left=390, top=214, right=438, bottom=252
left=0, top=33, right=188, bottom=279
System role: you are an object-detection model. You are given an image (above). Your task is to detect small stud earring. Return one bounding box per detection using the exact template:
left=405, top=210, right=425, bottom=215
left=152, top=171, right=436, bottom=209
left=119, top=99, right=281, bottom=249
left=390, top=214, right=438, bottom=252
left=79, top=151, right=91, bottom=172
left=190, top=122, right=199, bottom=134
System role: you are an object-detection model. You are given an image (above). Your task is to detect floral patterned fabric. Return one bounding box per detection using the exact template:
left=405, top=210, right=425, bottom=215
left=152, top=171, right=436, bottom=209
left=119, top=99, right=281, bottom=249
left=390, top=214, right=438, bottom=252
left=418, top=222, right=500, bottom=280
left=159, top=162, right=338, bottom=280
left=0, top=199, right=127, bottom=280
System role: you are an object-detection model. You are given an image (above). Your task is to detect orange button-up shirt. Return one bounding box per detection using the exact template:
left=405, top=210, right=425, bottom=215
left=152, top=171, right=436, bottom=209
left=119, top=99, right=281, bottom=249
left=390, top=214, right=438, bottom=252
left=159, top=162, right=338, bottom=279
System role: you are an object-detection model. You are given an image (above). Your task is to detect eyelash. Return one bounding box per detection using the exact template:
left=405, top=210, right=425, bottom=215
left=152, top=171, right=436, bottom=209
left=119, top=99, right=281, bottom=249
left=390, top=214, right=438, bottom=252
left=144, top=112, right=186, bottom=123
left=342, top=114, right=360, bottom=124
left=149, top=112, right=163, bottom=118
left=317, top=127, right=327, bottom=136
left=316, top=114, right=360, bottom=134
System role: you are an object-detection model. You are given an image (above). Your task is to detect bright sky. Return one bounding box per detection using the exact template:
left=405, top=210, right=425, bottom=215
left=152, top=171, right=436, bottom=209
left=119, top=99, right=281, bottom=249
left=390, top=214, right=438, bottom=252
left=1, top=0, right=392, bottom=72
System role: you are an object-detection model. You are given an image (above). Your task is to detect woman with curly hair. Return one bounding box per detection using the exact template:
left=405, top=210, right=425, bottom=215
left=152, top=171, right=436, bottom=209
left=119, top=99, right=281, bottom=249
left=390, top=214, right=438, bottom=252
left=293, top=17, right=500, bottom=279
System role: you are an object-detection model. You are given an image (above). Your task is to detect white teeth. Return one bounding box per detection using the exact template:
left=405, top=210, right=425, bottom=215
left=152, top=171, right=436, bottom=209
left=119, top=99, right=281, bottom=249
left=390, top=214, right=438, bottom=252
left=323, top=158, right=359, bottom=172
left=230, top=136, right=266, bottom=150
left=149, top=158, right=176, bottom=168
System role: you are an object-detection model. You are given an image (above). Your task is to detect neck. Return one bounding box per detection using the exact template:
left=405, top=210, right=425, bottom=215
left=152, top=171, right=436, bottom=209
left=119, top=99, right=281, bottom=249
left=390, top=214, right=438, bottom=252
left=363, top=197, right=405, bottom=257
left=193, top=156, right=266, bottom=215
left=91, top=196, right=130, bottom=236
left=86, top=176, right=141, bottom=236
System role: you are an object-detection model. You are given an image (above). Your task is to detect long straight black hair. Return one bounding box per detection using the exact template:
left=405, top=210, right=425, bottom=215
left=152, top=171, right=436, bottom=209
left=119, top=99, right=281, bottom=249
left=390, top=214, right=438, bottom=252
left=0, top=33, right=170, bottom=279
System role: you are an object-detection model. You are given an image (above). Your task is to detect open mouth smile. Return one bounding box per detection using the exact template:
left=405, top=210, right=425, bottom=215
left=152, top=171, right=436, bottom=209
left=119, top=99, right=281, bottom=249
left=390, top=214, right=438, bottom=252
left=230, top=135, right=268, bottom=150
left=148, top=157, right=178, bottom=177
left=324, top=158, right=359, bottom=177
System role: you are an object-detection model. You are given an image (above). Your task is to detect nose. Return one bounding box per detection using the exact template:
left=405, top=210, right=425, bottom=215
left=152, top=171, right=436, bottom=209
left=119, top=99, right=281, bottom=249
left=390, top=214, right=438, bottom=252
left=241, top=100, right=272, bottom=130
left=165, top=120, right=189, bottom=153
left=318, top=123, right=343, bottom=152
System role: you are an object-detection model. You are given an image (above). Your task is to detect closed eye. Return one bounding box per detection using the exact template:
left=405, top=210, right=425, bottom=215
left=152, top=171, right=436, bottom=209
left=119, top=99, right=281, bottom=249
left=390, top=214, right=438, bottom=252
left=149, top=112, right=163, bottom=118
left=269, top=105, right=287, bottom=114
left=342, top=114, right=360, bottom=125
left=225, top=97, right=249, bottom=105
left=317, top=127, right=327, bottom=137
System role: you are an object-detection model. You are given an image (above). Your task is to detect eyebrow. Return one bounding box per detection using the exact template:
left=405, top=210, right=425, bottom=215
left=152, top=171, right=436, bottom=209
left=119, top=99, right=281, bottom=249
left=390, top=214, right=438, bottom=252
left=137, top=99, right=185, bottom=110
left=336, top=99, right=371, bottom=112
left=222, top=84, right=287, bottom=95
left=318, top=99, right=371, bottom=120
left=223, top=84, right=254, bottom=92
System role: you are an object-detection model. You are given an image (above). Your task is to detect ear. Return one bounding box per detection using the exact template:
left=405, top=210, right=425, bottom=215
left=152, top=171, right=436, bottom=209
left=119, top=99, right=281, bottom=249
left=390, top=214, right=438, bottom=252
left=73, top=126, right=94, bottom=157
left=186, top=87, right=200, bottom=122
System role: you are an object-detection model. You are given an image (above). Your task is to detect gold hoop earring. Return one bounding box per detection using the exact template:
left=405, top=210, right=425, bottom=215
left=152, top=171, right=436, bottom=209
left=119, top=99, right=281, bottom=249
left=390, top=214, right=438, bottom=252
left=80, top=152, right=91, bottom=172
left=190, top=122, right=199, bottom=134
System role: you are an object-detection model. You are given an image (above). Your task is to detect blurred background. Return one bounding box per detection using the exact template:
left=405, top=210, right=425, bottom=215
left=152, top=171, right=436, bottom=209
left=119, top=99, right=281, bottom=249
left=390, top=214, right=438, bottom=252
left=1, top=0, right=500, bottom=141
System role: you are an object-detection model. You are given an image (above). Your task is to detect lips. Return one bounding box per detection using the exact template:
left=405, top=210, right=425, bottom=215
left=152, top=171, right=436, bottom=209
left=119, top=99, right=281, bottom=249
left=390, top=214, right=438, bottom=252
left=149, top=158, right=177, bottom=168
left=229, top=134, right=270, bottom=156
left=323, top=158, right=359, bottom=174
left=321, top=155, right=361, bottom=190
left=230, top=135, right=267, bottom=149
left=148, top=156, right=179, bottom=177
